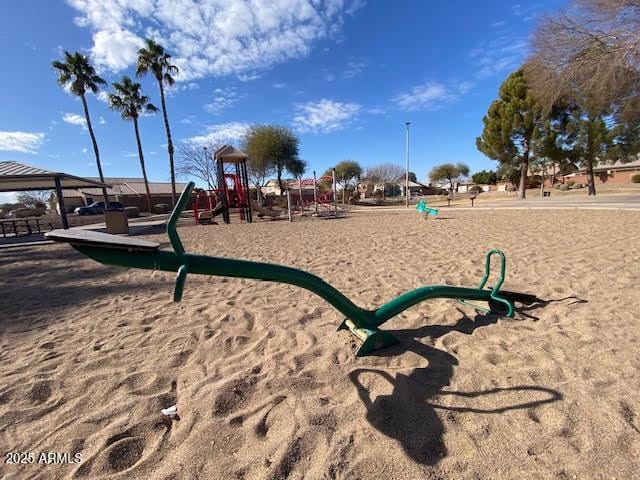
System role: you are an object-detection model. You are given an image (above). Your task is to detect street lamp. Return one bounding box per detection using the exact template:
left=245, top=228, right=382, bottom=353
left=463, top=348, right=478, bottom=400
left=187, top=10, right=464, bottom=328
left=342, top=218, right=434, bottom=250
left=405, top=122, right=411, bottom=208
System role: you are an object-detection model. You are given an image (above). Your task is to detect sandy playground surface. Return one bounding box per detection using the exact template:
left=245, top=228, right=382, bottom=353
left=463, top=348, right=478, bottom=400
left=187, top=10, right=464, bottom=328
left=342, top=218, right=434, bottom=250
left=1, top=209, right=639, bottom=479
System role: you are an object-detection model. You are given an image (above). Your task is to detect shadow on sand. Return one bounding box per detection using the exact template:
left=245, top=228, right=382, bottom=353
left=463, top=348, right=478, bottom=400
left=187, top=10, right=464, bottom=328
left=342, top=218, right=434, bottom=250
left=0, top=245, right=172, bottom=327
left=348, top=295, right=579, bottom=465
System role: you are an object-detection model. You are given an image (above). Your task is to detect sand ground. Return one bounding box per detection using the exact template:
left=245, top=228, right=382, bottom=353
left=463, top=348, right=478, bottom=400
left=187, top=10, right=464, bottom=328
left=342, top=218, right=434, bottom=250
left=1, top=209, right=639, bottom=480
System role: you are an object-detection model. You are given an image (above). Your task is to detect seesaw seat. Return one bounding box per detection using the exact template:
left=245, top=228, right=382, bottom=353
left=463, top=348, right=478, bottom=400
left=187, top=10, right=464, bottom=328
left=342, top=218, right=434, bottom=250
left=46, top=229, right=159, bottom=252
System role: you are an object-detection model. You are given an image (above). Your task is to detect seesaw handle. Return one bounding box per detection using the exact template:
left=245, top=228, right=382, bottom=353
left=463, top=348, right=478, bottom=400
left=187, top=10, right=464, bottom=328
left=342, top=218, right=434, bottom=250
left=167, top=181, right=195, bottom=257
left=174, top=264, right=189, bottom=301
left=167, top=182, right=195, bottom=301
left=479, top=249, right=506, bottom=295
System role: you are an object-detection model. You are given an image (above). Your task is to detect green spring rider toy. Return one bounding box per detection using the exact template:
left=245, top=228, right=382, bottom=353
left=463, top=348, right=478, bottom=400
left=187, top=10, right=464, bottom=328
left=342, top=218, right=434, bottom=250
left=46, top=182, right=525, bottom=357
left=416, top=199, right=439, bottom=217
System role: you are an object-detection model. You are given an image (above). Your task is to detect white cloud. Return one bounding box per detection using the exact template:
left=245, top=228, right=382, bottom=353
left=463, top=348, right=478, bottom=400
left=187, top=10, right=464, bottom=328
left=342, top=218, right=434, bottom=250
left=393, top=82, right=455, bottom=111
left=273, top=82, right=286, bottom=89
left=512, top=3, right=539, bottom=21
left=470, top=34, right=528, bottom=79
left=67, top=0, right=363, bottom=80
left=62, top=112, right=87, bottom=129
left=96, top=91, right=110, bottom=103
left=237, top=72, right=261, bottom=82
left=166, top=81, right=200, bottom=96
left=204, top=87, right=245, bottom=114
left=82, top=147, right=88, bottom=154
left=326, top=73, right=336, bottom=82
left=99, top=116, right=107, bottom=124
left=184, top=122, right=250, bottom=146
left=366, top=107, right=386, bottom=115
left=0, top=131, right=46, bottom=154
left=343, top=60, right=367, bottom=79
left=91, top=28, right=145, bottom=71
left=458, top=81, right=475, bottom=94
left=292, top=99, right=360, bottom=134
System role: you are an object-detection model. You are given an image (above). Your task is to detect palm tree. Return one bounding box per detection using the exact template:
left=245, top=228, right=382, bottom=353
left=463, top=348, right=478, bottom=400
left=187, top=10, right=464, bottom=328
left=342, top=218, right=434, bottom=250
left=136, top=39, right=179, bottom=206
left=52, top=51, right=109, bottom=205
left=108, top=76, right=158, bottom=213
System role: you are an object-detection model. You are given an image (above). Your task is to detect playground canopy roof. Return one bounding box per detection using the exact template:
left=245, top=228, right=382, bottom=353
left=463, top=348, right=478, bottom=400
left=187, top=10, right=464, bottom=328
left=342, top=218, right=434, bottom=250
left=214, top=145, right=248, bottom=163
left=0, top=160, right=110, bottom=230
left=0, top=161, right=109, bottom=192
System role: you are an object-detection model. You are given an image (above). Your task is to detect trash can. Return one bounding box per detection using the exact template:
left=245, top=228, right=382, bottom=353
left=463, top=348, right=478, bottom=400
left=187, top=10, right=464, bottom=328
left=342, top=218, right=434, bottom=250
left=105, top=210, right=129, bottom=234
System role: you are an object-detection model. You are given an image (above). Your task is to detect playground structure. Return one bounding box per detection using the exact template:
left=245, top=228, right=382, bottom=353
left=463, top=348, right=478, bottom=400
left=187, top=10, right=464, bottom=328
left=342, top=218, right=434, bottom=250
left=46, top=182, right=538, bottom=357
left=192, top=145, right=252, bottom=225
left=192, top=189, right=223, bottom=224
left=290, top=169, right=338, bottom=217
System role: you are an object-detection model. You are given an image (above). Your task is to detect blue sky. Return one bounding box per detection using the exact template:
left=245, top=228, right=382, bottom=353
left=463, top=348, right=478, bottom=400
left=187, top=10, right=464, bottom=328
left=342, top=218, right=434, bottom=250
left=0, top=0, right=566, bottom=200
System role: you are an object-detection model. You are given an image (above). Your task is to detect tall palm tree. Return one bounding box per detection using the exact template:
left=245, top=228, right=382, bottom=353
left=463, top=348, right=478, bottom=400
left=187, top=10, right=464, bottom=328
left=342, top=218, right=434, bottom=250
left=136, top=39, right=179, bottom=206
left=52, top=51, right=109, bottom=205
left=108, top=76, right=158, bottom=213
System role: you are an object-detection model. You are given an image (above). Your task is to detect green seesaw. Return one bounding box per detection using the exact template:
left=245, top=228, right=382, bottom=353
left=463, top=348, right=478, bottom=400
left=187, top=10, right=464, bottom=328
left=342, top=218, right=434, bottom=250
left=46, top=182, right=521, bottom=357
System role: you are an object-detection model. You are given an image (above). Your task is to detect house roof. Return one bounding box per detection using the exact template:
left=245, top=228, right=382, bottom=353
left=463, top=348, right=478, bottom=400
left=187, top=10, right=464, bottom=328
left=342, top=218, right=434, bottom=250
left=0, top=160, right=109, bottom=192
left=592, top=158, right=640, bottom=172
left=396, top=180, right=426, bottom=187
left=65, top=180, right=187, bottom=197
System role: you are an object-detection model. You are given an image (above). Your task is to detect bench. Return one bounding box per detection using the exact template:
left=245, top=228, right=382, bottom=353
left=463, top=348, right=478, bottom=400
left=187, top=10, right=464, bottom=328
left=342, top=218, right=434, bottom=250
left=0, top=218, right=54, bottom=238
left=45, top=229, right=159, bottom=252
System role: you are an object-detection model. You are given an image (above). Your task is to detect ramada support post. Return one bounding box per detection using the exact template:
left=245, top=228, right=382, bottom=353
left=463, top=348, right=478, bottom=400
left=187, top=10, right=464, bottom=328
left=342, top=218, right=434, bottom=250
left=54, top=175, right=69, bottom=230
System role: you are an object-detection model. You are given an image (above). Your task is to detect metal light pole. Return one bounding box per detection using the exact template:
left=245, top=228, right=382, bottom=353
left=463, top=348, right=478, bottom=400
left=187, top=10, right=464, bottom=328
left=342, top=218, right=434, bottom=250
left=313, top=170, right=318, bottom=215
left=405, top=122, right=411, bottom=208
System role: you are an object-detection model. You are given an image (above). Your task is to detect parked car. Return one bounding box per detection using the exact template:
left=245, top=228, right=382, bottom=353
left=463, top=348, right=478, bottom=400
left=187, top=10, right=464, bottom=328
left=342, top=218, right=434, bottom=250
left=74, top=201, right=124, bottom=215
left=6, top=207, right=46, bottom=218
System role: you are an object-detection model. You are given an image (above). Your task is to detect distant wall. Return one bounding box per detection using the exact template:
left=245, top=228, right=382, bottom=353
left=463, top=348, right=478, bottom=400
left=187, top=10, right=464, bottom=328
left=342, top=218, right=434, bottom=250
left=565, top=168, right=640, bottom=185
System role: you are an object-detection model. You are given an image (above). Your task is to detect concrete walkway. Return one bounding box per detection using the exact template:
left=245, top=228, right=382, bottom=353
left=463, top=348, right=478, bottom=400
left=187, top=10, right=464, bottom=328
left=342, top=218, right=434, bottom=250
left=349, top=194, right=640, bottom=213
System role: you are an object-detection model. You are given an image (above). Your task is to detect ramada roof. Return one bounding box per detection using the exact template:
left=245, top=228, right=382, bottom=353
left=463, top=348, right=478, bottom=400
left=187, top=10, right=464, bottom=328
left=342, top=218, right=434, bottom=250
left=64, top=179, right=186, bottom=197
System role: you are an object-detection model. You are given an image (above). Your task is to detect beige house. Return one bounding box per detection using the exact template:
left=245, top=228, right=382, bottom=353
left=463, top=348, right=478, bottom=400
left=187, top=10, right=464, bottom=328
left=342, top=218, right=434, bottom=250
left=562, top=158, right=640, bottom=185
left=59, top=177, right=186, bottom=213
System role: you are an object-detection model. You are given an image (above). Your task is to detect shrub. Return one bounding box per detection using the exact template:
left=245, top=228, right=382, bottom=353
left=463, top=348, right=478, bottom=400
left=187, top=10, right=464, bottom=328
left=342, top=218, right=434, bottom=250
left=153, top=203, right=169, bottom=214
left=559, top=184, right=570, bottom=191
left=469, top=185, right=483, bottom=194
left=571, top=183, right=584, bottom=189
left=632, top=174, right=640, bottom=183
left=124, top=206, right=140, bottom=218
left=552, top=183, right=561, bottom=189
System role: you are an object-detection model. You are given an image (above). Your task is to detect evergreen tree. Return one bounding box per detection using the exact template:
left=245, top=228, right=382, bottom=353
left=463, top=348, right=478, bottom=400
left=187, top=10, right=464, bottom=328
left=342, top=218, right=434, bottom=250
left=471, top=170, right=498, bottom=185
left=325, top=160, right=363, bottom=201
left=476, top=68, right=543, bottom=199
left=428, top=163, right=470, bottom=192
left=243, top=125, right=299, bottom=194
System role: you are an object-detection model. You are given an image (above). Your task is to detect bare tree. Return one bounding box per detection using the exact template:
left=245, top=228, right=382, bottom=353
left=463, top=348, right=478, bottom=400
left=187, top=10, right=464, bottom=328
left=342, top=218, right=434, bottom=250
left=526, top=0, right=640, bottom=195
left=16, top=191, right=51, bottom=208
left=527, top=0, right=640, bottom=113
left=365, top=163, right=405, bottom=199
left=177, top=141, right=219, bottom=189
